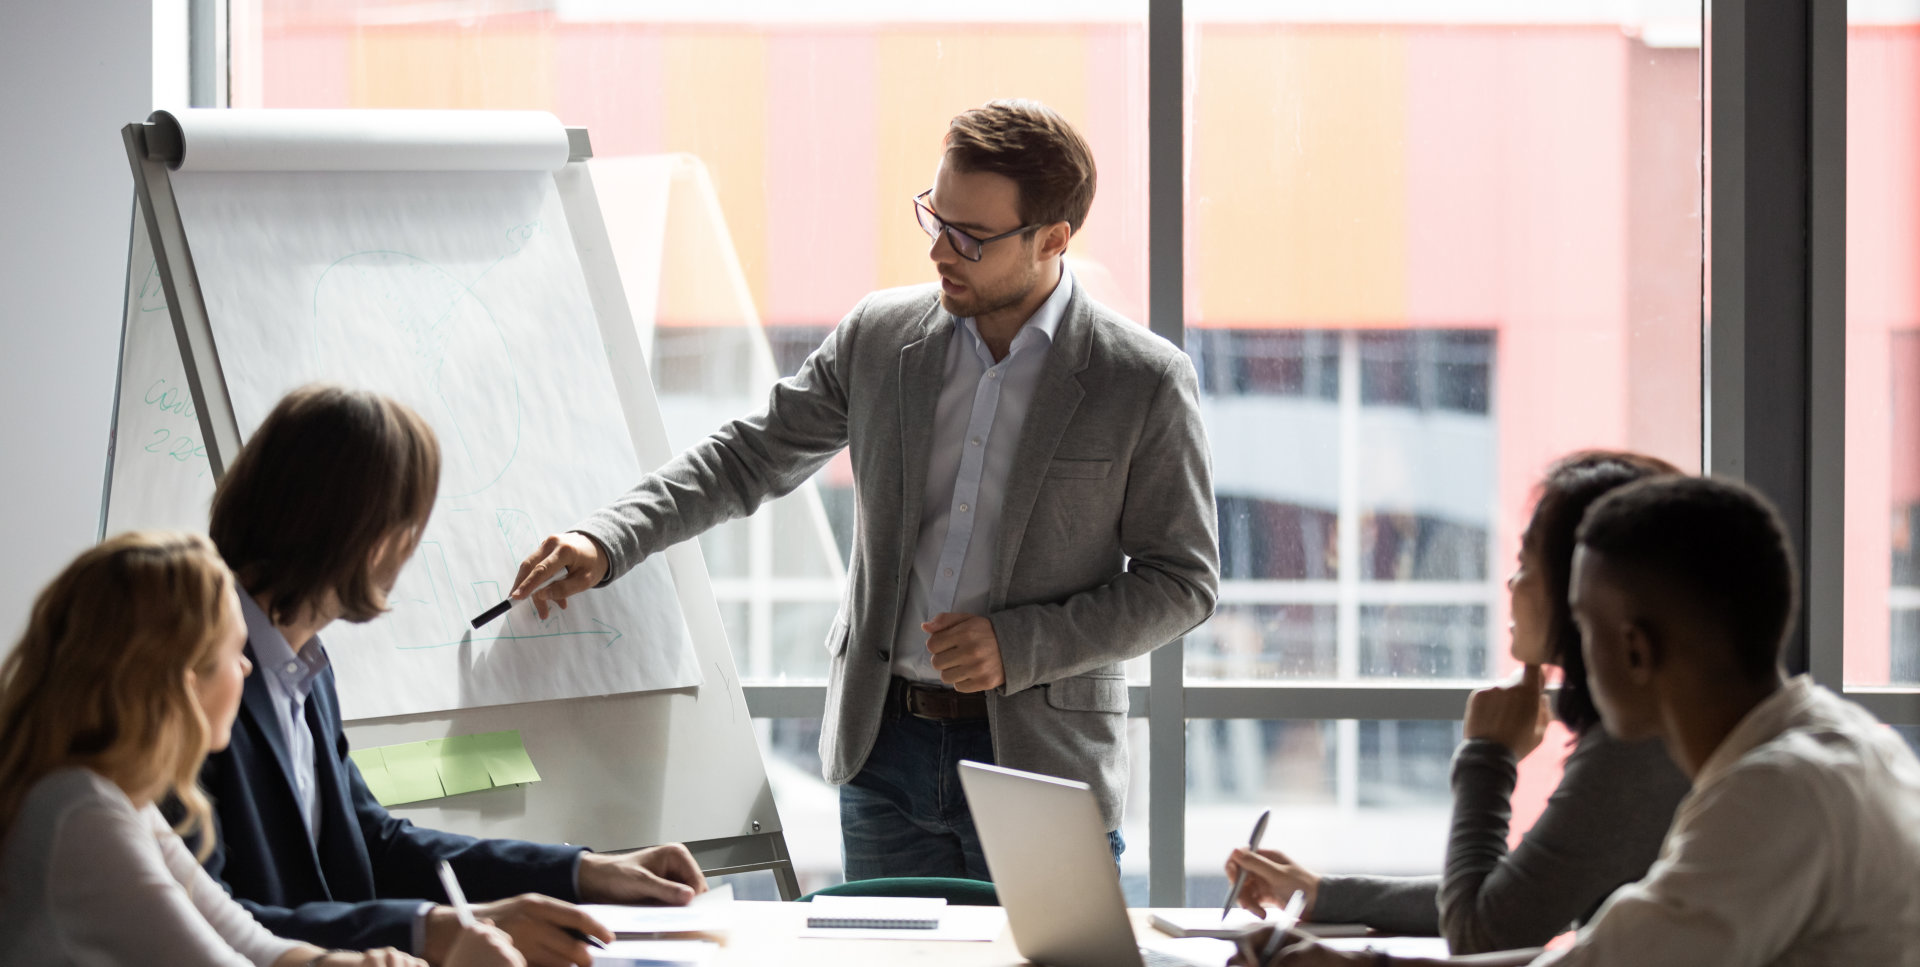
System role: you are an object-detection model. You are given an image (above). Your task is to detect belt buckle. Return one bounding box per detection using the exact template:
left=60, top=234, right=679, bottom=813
left=905, top=683, right=935, bottom=720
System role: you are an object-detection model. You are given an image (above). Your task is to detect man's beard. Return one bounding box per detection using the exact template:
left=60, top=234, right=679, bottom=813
left=939, top=261, right=1041, bottom=319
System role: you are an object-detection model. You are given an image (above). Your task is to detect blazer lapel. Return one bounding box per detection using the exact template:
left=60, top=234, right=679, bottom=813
left=239, top=641, right=302, bottom=799
left=306, top=677, right=378, bottom=899
left=989, top=293, right=1093, bottom=609
left=240, top=640, right=335, bottom=893
left=895, top=305, right=951, bottom=586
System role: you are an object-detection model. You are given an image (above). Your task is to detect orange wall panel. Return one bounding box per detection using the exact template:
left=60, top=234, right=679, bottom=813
left=663, top=33, right=770, bottom=315
left=875, top=30, right=1090, bottom=292
left=1191, top=26, right=1408, bottom=328
left=350, top=27, right=555, bottom=110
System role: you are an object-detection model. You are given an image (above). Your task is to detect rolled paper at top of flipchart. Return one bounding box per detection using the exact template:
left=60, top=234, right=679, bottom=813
left=151, top=109, right=571, bottom=173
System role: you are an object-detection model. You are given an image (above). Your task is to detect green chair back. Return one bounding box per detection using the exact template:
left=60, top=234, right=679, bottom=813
left=798, top=875, right=1000, bottom=907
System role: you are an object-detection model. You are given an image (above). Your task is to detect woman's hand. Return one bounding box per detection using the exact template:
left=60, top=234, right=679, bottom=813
left=1229, top=930, right=1371, bottom=967
left=1463, top=663, right=1551, bottom=760
left=1226, top=846, right=1321, bottom=919
left=446, top=922, right=527, bottom=967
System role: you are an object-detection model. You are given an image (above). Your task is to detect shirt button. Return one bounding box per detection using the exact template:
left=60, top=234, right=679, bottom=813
left=970, top=437, right=981, bottom=446
left=959, top=503, right=970, bottom=513
left=943, top=568, right=955, bottom=577
left=986, top=371, right=999, bottom=380
left=284, top=661, right=300, bottom=675
left=878, top=650, right=891, bottom=662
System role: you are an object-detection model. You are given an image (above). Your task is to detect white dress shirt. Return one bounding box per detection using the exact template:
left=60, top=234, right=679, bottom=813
left=0, top=768, right=301, bottom=966
left=1535, top=676, right=1920, bottom=967
left=240, top=588, right=329, bottom=843
left=889, top=265, right=1074, bottom=685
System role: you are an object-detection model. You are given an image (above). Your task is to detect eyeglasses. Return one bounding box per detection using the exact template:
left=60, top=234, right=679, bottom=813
left=913, top=189, right=1040, bottom=262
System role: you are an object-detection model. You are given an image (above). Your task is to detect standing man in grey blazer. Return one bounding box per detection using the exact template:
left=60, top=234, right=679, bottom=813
left=512, top=99, right=1219, bottom=880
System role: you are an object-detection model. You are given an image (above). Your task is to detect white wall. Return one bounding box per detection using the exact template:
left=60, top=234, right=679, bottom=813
left=0, top=2, right=166, bottom=645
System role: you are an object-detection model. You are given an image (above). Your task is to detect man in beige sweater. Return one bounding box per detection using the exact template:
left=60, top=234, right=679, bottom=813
left=1256, top=476, right=1920, bottom=967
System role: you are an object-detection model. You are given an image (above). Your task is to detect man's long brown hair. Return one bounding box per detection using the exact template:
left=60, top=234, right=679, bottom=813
left=210, top=384, right=440, bottom=626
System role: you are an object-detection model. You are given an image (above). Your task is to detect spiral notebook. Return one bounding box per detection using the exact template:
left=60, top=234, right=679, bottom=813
left=804, top=896, right=946, bottom=930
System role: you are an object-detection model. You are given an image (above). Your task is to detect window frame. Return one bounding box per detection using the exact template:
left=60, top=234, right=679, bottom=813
left=204, top=0, right=1919, bottom=908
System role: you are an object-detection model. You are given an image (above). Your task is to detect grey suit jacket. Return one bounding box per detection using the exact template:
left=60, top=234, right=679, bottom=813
left=575, top=282, right=1219, bottom=829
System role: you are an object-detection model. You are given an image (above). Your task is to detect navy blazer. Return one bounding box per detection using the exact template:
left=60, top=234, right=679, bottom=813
left=197, top=641, right=583, bottom=951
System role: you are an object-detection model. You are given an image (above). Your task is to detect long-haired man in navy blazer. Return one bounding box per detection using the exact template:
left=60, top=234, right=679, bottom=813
left=195, top=385, right=706, bottom=967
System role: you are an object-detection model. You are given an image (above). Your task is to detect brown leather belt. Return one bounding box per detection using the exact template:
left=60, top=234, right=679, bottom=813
left=891, top=676, right=988, bottom=721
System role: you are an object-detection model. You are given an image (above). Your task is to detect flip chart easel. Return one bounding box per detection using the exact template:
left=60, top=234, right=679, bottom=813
left=111, top=110, right=799, bottom=897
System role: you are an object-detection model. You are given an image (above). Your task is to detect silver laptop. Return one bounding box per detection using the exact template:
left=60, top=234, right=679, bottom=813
left=959, top=760, right=1206, bottom=967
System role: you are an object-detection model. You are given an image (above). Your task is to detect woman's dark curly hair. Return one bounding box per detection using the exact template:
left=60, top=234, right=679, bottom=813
left=1525, top=450, right=1682, bottom=734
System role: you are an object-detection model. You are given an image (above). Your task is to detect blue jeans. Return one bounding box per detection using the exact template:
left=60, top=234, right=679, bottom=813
left=840, top=706, right=1125, bottom=881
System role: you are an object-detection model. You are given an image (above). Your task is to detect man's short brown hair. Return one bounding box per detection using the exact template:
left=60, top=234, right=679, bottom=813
left=210, top=384, right=440, bottom=625
left=945, top=99, right=1097, bottom=234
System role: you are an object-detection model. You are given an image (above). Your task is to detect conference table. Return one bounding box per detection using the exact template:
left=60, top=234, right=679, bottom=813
left=611, top=902, right=1246, bottom=966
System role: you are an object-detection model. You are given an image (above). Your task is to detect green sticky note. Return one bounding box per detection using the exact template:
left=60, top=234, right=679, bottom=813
left=379, top=740, right=449, bottom=804
left=475, top=730, right=542, bottom=786
left=436, top=734, right=496, bottom=796
left=348, top=747, right=401, bottom=806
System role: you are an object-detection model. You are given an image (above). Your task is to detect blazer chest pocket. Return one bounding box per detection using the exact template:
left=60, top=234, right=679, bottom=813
left=824, top=613, right=849, bottom=657
left=1046, top=458, right=1113, bottom=480
left=1045, top=675, right=1128, bottom=713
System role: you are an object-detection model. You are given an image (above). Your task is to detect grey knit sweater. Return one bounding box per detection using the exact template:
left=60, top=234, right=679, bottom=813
left=1308, top=728, right=1690, bottom=954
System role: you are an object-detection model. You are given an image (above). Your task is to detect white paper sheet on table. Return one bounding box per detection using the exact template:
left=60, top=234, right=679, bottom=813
left=1138, top=935, right=1238, bottom=967
left=797, top=904, right=1009, bottom=942
left=1151, top=907, right=1269, bottom=938
left=167, top=167, right=700, bottom=718
left=581, top=884, right=733, bottom=936
left=1321, top=935, right=1453, bottom=957
left=589, top=940, right=718, bottom=966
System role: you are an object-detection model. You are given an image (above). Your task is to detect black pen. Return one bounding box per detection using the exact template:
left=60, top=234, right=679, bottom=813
left=1223, top=809, right=1272, bottom=920
left=564, top=927, right=608, bottom=950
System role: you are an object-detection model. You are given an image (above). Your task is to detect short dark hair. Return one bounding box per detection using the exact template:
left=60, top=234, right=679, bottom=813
left=1576, top=476, right=1798, bottom=682
left=1526, top=451, right=1682, bottom=733
left=210, top=384, right=440, bottom=626
left=945, top=99, right=1097, bottom=234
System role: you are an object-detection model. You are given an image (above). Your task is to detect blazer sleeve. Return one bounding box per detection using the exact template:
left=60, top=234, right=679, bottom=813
left=202, top=693, right=586, bottom=952
left=328, top=702, right=585, bottom=907
left=990, top=349, right=1221, bottom=692
left=574, top=298, right=856, bottom=585
left=205, top=823, right=426, bottom=952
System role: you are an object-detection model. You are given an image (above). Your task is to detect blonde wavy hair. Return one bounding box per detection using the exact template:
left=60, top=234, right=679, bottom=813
left=0, top=531, right=235, bottom=859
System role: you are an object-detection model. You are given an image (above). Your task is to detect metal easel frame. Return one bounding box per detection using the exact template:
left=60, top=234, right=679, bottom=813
left=114, top=114, right=803, bottom=898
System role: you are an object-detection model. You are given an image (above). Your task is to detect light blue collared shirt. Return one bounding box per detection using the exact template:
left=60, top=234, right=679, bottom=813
left=238, top=588, right=329, bottom=843
left=890, top=265, right=1074, bottom=684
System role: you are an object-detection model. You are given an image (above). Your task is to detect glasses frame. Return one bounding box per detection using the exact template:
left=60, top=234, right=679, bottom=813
left=913, top=189, right=1043, bottom=262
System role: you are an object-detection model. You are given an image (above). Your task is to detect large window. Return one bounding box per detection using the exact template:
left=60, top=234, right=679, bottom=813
left=1846, top=7, right=1920, bottom=694
left=240, top=0, right=1920, bottom=904
left=1180, top=5, right=1702, bottom=899
left=234, top=0, right=1149, bottom=896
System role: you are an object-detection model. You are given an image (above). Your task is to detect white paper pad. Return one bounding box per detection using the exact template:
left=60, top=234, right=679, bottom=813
left=1321, top=935, right=1453, bottom=958
left=1138, top=936, right=1237, bottom=967
left=581, top=884, right=733, bottom=936
left=1151, top=907, right=1269, bottom=938
left=169, top=165, right=701, bottom=717
left=797, top=904, right=1008, bottom=942
left=589, top=940, right=717, bottom=966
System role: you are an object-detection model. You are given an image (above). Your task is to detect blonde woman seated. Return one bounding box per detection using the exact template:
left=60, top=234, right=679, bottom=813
left=0, top=531, right=520, bottom=967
